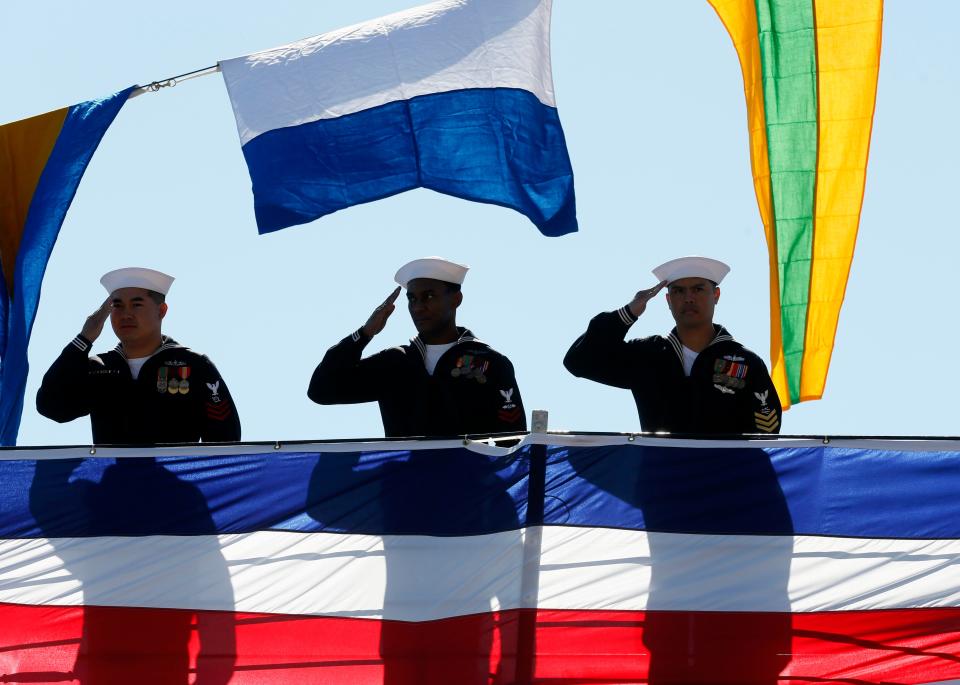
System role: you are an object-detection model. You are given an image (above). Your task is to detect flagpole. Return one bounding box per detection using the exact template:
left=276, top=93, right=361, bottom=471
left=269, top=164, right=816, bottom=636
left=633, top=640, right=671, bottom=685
left=130, top=64, right=220, bottom=98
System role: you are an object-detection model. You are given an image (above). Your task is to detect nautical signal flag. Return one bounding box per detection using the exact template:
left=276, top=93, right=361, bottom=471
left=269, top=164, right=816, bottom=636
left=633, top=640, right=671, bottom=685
left=708, top=0, right=883, bottom=408
left=0, top=87, right=133, bottom=445
left=220, top=0, right=578, bottom=238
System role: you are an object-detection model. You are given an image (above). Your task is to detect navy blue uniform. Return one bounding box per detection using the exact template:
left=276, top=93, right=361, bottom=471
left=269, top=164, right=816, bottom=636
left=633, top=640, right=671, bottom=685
left=565, top=307, right=781, bottom=434
left=309, top=327, right=525, bottom=438
left=37, top=334, right=240, bottom=444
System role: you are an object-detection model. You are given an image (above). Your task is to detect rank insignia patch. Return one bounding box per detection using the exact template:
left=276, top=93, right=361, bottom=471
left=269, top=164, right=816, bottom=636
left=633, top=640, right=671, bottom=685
left=497, top=388, right=522, bottom=423
left=755, top=409, right=780, bottom=433
left=205, top=381, right=230, bottom=419
left=754, top=390, right=779, bottom=432
left=206, top=398, right=233, bottom=421
left=712, top=358, right=748, bottom=391
left=498, top=406, right=523, bottom=423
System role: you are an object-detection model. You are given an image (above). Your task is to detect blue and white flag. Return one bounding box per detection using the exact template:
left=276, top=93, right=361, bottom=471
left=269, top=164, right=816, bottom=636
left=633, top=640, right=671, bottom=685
left=220, top=0, right=577, bottom=237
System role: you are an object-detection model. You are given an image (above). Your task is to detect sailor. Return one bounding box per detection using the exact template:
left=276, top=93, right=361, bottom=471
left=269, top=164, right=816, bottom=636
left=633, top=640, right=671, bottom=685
left=36, top=267, right=240, bottom=443
left=564, top=256, right=781, bottom=434
left=308, top=257, right=526, bottom=437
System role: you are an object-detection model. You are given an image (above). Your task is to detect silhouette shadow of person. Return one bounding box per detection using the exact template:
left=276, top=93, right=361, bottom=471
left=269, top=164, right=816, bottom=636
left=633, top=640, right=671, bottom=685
left=29, top=456, right=236, bottom=685
left=306, top=444, right=525, bottom=684
left=566, top=441, right=793, bottom=684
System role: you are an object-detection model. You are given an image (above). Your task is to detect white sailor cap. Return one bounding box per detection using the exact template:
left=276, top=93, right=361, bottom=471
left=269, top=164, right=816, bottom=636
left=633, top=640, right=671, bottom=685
left=653, top=256, right=730, bottom=285
left=394, top=257, right=469, bottom=288
left=100, top=267, right=175, bottom=296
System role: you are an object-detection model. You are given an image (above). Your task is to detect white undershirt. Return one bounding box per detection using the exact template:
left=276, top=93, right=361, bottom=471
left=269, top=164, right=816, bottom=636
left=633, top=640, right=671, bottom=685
left=424, top=342, right=456, bottom=375
left=681, top=345, right=699, bottom=377
left=127, top=356, right=150, bottom=380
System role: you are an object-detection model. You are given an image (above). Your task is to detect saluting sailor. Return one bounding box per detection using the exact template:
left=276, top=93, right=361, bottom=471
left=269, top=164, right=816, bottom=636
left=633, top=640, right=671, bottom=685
left=308, top=257, right=526, bottom=437
left=564, top=256, right=782, bottom=434
left=36, top=267, right=241, bottom=443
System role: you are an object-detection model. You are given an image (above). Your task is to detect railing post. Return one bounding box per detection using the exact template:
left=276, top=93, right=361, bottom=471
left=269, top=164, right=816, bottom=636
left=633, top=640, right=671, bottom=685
left=515, top=428, right=547, bottom=684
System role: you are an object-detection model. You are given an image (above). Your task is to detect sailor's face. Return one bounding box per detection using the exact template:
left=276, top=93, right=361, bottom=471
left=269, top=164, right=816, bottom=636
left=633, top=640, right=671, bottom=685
left=665, top=277, right=719, bottom=327
left=109, top=288, right=166, bottom=347
left=406, top=278, right=461, bottom=337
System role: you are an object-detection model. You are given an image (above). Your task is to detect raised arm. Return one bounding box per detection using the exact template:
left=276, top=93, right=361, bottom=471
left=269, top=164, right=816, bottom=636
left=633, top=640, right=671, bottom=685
left=36, top=298, right=112, bottom=423
left=308, top=288, right=401, bottom=405
left=563, top=281, right=666, bottom=389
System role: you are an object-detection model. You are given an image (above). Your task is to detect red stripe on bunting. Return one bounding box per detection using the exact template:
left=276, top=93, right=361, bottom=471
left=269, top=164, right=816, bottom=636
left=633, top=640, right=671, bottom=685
left=2, top=603, right=960, bottom=683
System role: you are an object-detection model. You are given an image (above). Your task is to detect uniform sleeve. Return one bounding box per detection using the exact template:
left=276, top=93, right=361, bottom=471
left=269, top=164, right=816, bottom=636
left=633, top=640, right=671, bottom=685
left=197, top=356, right=241, bottom=442
left=487, top=355, right=527, bottom=433
left=36, top=335, right=96, bottom=423
left=563, top=307, right=644, bottom=389
left=747, top=358, right=782, bottom=434
left=307, top=329, right=397, bottom=405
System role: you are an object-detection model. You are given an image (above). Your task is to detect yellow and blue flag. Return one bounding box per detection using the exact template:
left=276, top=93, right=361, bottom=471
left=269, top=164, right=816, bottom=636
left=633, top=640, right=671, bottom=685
left=0, top=87, right=133, bottom=445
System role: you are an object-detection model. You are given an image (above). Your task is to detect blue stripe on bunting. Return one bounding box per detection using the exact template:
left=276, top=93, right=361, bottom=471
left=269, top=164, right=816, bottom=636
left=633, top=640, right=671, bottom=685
left=241, top=87, right=577, bottom=237
left=14, top=448, right=532, bottom=538
left=5, top=443, right=960, bottom=539
left=551, top=445, right=960, bottom=539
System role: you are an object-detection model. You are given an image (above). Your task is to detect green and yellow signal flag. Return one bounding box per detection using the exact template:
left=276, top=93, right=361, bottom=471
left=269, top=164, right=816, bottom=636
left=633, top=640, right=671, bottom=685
left=708, top=0, right=882, bottom=409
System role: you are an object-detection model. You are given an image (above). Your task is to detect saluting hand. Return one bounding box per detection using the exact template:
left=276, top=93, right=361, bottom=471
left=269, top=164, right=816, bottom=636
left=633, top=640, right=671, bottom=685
left=80, top=297, right=112, bottom=343
left=627, top=280, right=668, bottom=318
left=361, top=287, right=401, bottom=339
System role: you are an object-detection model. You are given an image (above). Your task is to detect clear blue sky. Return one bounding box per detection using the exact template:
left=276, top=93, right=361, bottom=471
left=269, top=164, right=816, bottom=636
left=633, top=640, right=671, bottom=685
left=3, top=1, right=958, bottom=445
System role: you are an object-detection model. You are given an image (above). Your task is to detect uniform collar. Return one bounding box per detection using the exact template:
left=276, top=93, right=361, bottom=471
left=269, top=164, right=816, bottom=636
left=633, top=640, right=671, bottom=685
left=411, top=327, right=477, bottom=360
left=666, top=325, right=734, bottom=362
left=114, top=335, right=181, bottom=360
